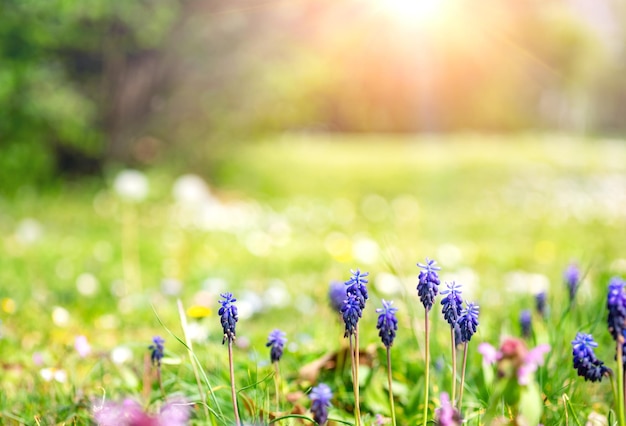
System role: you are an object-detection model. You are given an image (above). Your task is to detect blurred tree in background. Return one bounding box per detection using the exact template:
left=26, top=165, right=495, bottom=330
left=0, top=0, right=180, bottom=190
left=1, top=0, right=625, bottom=191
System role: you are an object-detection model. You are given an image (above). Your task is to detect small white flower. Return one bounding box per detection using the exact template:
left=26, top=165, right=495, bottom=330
left=52, top=306, right=70, bottom=327
left=76, top=273, right=99, bottom=296
left=186, top=322, right=209, bottom=343
left=111, top=346, right=133, bottom=364
left=40, top=368, right=67, bottom=383
left=15, top=218, right=43, bottom=245
left=113, top=170, right=148, bottom=202
left=172, top=174, right=211, bottom=204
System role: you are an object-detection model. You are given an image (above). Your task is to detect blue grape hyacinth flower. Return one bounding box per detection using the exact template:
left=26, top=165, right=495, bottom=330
left=417, top=258, right=441, bottom=311
left=535, top=291, right=547, bottom=318
left=149, top=336, right=165, bottom=367
left=218, top=292, right=238, bottom=344
left=458, top=302, right=480, bottom=343
left=309, top=383, right=333, bottom=425
left=376, top=300, right=399, bottom=348
left=520, top=310, right=532, bottom=338
left=572, top=333, right=611, bottom=382
left=342, top=293, right=362, bottom=338
left=328, top=281, right=346, bottom=313
left=564, top=263, right=581, bottom=302
left=266, top=329, right=287, bottom=363
left=345, top=269, right=369, bottom=310
left=607, top=277, right=626, bottom=341
left=441, top=281, right=463, bottom=327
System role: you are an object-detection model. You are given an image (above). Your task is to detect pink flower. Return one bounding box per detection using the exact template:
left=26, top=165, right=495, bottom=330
left=518, top=344, right=550, bottom=385
left=75, top=335, right=92, bottom=358
left=32, top=352, right=44, bottom=366
left=478, top=337, right=550, bottom=386
left=94, top=398, right=190, bottom=426
left=435, top=393, right=461, bottom=425
left=477, top=342, right=498, bottom=364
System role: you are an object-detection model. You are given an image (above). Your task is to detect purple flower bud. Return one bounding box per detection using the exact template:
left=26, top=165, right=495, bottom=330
left=328, top=281, right=346, bottom=313
left=341, top=294, right=362, bottom=338
left=520, top=310, right=532, bottom=339
left=266, top=329, right=287, bottom=363
left=376, top=300, right=398, bottom=348
left=458, top=302, right=479, bottom=343
left=607, top=277, right=626, bottom=340
left=572, top=333, right=611, bottom=382
left=441, top=281, right=463, bottom=327
left=309, top=383, right=332, bottom=425
left=149, top=336, right=165, bottom=367
left=345, top=269, right=369, bottom=310
left=535, top=291, right=547, bottom=318
left=564, top=263, right=581, bottom=302
left=417, top=258, right=440, bottom=311
left=218, top=292, right=238, bottom=344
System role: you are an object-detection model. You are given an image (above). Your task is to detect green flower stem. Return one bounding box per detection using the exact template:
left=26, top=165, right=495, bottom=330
left=386, top=347, right=397, bottom=426
left=423, top=312, right=430, bottom=426
left=273, top=362, right=281, bottom=413
left=156, top=367, right=166, bottom=400
left=450, top=327, right=457, bottom=406
left=457, top=342, right=469, bottom=414
left=618, top=340, right=625, bottom=426
left=349, top=334, right=362, bottom=426
left=228, top=341, right=241, bottom=426
left=355, top=324, right=362, bottom=426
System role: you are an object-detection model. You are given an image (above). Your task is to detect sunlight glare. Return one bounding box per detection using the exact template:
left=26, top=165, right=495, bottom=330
left=380, top=0, right=447, bottom=26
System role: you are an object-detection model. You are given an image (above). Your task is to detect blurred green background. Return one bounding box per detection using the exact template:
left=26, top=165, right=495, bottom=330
left=1, top=0, right=626, bottom=191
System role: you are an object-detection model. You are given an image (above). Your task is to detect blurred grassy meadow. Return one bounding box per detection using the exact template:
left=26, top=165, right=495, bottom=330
left=3, top=0, right=626, bottom=423
left=2, top=133, right=626, bottom=423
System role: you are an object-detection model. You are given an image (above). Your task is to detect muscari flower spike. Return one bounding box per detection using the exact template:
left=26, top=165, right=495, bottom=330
left=571, top=332, right=611, bottom=382
left=458, top=302, right=479, bottom=343
left=535, top=291, right=547, bottom=318
left=342, top=293, right=362, bottom=338
left=564, top=262, right=581, bottom=302
left=441, top=281, right=463, bottom=327
left=328, top=281, right=347, bottom=313
left=149, top=336, right=165, bottom=367
left=607, top=276, right=626, bottom=341
left=219, top=292, right=238, bottom=344
left=376, top=300, right=399, bottom=348
left=266, top=329, right=287, bottom=363
left=520, top=310, right=532, bottom=339
left=417, top=258, right=441, bottom=311
left=345, top=269, right=369, bottom=309
left=309, top=383, right=333, bottom=425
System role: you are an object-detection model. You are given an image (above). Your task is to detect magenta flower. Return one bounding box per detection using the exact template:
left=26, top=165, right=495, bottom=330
left=434, top=392, right=461, bottom=425
left=517, top=344, right=550, bottom=385
left=93, top=398, right=190, bottom=426
left=477, top=342, right=499, bottom=365
left=478, top=337, right=550, bottom=385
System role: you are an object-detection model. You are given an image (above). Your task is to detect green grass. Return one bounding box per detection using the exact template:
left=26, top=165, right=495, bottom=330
left=1, top=134, right=625, bottom=424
